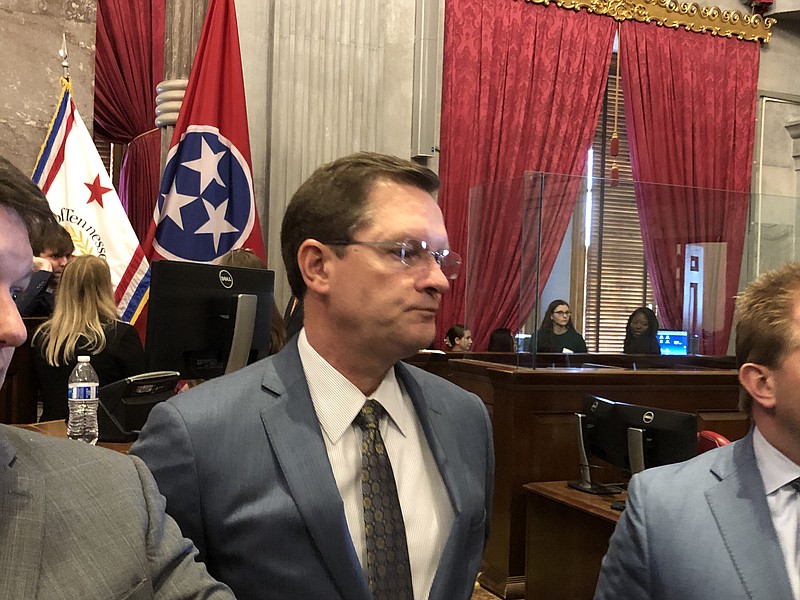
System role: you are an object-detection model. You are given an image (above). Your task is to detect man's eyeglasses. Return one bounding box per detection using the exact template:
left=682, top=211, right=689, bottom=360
left=324, top=238, right=462, bottom=280
left=553, top=310, right=571, bottom=316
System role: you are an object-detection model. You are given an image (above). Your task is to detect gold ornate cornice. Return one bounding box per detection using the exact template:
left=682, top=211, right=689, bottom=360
left=522, top=0, right=776, bottom=43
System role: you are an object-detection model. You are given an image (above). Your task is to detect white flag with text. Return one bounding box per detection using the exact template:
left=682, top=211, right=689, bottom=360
left=32, top=78, right=149, bottom=324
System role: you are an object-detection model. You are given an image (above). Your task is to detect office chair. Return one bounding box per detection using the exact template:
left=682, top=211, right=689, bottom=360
left=696, top=430, right=731, bottom=454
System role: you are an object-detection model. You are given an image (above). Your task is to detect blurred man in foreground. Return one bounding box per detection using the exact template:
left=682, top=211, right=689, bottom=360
left=0, top=156, right=234, bottom=599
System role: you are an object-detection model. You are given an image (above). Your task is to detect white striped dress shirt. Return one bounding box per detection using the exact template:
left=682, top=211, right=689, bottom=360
left=753, top=427, right=800, bottom=600
left=297, top=330, right=454, bottom=600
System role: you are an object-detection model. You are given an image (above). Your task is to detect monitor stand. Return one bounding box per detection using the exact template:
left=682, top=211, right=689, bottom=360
left=627, top=427, right=646, bottom=475
left=224, top=293, right=257, bottom=375
left=567, top=413, right=623, bottom=495
left=600, top=428, right=646, bottom=510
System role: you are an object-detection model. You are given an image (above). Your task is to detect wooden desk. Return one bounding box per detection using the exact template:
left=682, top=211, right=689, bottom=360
left=524, top=481, right=623, bottom=600
left=446, top=361, right=746, bottom=598
left=15, top=420, right=132, bottom=453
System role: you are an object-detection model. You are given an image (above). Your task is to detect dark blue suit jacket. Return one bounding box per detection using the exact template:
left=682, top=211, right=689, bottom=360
left=131, top=338, right=494, bottom=600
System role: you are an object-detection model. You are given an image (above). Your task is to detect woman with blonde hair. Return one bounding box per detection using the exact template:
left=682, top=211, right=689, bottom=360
left=32, top=254, right=146, bottom=421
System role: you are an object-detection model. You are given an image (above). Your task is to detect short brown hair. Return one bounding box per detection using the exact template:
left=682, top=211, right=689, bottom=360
left=31, top=220, right=74, bottom=257
left=735, top=262, right=800, bottom=415
left=0, top=157, right=58, bottom=237
left=280, top=152, right=439, bottom=298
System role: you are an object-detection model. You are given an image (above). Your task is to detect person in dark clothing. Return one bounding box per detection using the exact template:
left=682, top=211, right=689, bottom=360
left=535, top=299, right=588, bottom=353
left=32, top=254, right=146, bottom=421
left=488, top=328, right=515, bottom=352
left=19, top=220, right=74, bottom=317
left=623, top=306, right=661, bottom=354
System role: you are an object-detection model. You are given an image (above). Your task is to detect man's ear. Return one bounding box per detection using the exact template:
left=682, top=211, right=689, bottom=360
left=297, top=239, right=333, bottom=296
left=739, top=362, right=777, bottom=410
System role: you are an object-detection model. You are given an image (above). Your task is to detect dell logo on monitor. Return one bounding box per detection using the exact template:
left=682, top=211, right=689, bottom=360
left=642, top=411, right=655, bottom=424
left=591, top=400, right=599, bottom=412
left=219, top=270, right=234, bottom=289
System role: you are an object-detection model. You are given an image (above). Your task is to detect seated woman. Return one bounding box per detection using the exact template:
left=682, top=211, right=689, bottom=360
left=536, top=299, right=588, bottom=353
left=488, top=328, right=516, bottom=352
left=443, top=324, right=473, bottom=352
left=623, top=306, right=661, bottom=354
left=32, top=255, right=146, bottom=422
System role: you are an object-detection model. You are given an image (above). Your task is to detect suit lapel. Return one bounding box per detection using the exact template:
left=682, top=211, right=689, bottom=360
left=259, top=344, right=371, bottom=600
left=396, top=364, right=471, bottom=600
left=0, top=437, right=45, bottom=600
left=705, top=434, right=794, bottom=600
left=396, top=363, right=464, bottom=516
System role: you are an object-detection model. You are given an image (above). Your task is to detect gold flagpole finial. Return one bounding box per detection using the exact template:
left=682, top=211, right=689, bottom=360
left=58, top=33, right=70, bottom=80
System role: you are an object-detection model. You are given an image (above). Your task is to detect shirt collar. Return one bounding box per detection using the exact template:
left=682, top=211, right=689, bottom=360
left=297, top=330, right=410, bottom=444
left=753, top=426, right=800, bottom=495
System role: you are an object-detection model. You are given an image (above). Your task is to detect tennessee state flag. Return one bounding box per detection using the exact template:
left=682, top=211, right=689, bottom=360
left=143, top=0, right=264, bottom=263
left=32, top=77, right=150, bottom=325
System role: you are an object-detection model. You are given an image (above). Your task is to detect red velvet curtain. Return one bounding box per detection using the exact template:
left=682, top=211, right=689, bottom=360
left=94, top=0, right=165, bottom=242
left=619, top=22, right=759, bottom=354
left=438, top=0, right=615, bottom=350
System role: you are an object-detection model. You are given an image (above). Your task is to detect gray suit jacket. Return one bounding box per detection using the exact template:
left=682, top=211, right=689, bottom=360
left=131, top=339, right=494, bottom=600
left=0, top=424, right=234, bottom=600
left=594, top=430, right=793, bottom=600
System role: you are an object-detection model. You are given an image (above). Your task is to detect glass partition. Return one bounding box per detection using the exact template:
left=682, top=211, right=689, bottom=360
left=457, top=172, right=799, bottom=367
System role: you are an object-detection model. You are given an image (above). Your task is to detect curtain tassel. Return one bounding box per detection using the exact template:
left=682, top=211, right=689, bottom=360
left=608, top=22, right=621, bottom=185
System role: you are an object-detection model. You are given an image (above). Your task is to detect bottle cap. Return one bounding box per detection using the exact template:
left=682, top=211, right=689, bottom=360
left=77, top=355, right=90, bottom=362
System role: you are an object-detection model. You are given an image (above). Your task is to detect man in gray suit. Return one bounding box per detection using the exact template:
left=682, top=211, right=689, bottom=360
left=595, top=261, right=800, bottom=600
left=131, top=152, right=494, bottom=600
left=0, top=157, right=234, bottom=599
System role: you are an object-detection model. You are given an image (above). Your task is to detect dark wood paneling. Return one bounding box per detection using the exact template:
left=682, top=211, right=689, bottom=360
left=525, top=482, right=621, bottom=600
left=408, top=356, right=746, bottom=598
left=0, top=318, right=45, bottom=424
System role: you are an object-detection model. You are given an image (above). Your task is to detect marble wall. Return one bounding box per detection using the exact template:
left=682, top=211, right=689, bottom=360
left=163, top=0, right=417, bottom=308
left=0, top=0, right=96, bottom=176
left=748, top=16, right=800, bottom=279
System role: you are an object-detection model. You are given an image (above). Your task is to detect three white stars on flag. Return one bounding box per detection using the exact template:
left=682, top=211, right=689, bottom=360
left=158, top=137, right=240, bottom=251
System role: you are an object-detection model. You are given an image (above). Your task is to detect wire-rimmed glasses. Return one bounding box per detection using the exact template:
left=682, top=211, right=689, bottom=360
left=324, top=238, right=462, bottom=280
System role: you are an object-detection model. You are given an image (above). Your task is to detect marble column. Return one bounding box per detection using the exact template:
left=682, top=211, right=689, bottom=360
left=158, top=0, right=209, bottom=167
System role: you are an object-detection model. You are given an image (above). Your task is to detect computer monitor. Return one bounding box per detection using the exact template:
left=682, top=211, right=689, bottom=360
left=146, top=259, right=275, bottom=379
left=569, top=395, right=697, bottom=495
left=515, top=333, right=531, bottom=353
left=98, top=371, right=181, bottom=442
left=656, top=330, right=689, bottom=355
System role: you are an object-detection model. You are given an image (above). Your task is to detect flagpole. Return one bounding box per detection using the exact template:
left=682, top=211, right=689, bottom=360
left=58, top=33, right=70, bottom=80
left=32, top=53, right=151, bottom=327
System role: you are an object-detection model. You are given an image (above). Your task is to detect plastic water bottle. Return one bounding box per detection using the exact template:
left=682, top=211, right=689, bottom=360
left=67, top=355, right=99, bottom=445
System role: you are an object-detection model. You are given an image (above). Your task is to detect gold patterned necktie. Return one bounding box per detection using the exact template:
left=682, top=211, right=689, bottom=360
left=354, top=399, right=414, bottom=600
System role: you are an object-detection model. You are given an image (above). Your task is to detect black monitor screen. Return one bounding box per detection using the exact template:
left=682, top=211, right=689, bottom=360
left=146, top=260, right=274, bottom=379
left=582, top=395, right=697, bottom=473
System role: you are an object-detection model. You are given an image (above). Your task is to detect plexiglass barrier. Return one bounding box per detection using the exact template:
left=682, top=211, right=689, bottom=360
left=447, top=172, right=800, bottom=366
